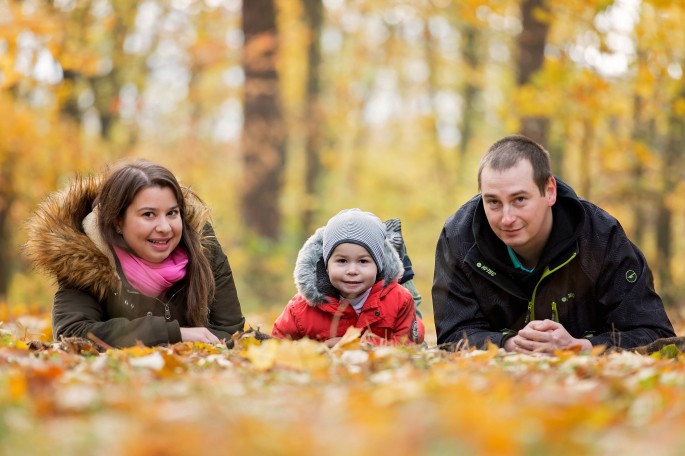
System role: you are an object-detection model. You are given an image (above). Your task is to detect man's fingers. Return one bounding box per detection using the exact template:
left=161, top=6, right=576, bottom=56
left=518, top=328, right=551, bottom=343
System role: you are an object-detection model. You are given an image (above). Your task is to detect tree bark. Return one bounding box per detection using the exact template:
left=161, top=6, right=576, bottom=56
left=0, top=154, right=17, bottom=299
left=241, top=0, right=286, bottom=240
left=656, top=94, right=684, bottom=304
left=301, top=0, right=324, bottom=237
left=517, top=0, right=550, bottom=148
left=460, top=24, right=480, bottom=158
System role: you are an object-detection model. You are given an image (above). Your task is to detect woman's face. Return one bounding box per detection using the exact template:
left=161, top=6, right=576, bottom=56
left=117, top=185, right=183, bottom=263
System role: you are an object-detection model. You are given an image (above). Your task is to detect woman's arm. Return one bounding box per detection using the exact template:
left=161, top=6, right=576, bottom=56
left=204, top=229, right=246, bottom=341
left=53, top=287, right=182, bottom=347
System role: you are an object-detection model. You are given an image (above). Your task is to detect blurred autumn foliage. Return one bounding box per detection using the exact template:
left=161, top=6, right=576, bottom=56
left=3, top=2, right=685, bottom=453
left=2, top=318, right=685, bottom=455
left=1, top=0, right=684, bottom=322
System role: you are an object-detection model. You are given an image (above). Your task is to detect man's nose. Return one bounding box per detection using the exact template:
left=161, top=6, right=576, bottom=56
left=501, top=205, right=516, bottom=225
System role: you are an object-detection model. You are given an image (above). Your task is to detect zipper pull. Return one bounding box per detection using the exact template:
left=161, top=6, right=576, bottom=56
left=164, top=303, right=171, bottom=320
left=525, top=301, right=533, bottom=324
left=551, top=301, right=559, bottom=322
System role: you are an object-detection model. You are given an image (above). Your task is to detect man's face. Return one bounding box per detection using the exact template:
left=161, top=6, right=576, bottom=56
left=480, top=159, right=556, bottom=263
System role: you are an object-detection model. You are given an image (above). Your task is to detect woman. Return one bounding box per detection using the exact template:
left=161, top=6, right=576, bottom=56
left=24, top=159, right=245, bottom=347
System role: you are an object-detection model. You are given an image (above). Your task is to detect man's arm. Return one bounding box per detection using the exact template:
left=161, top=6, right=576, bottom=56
left=432, top=228, right=506, bottom=349
left=588, top=224, right=675, bottom=348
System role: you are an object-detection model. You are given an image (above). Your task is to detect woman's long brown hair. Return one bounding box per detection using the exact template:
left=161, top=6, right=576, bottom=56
left=94, top=159, right=214, bottom=326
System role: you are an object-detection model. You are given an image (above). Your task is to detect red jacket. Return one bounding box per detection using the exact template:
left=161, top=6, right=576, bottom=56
left=272, top=280, right=424, bottom=344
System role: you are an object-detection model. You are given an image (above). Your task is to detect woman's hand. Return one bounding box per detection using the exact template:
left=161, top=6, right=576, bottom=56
left=180, top=327, right=221, bottom=344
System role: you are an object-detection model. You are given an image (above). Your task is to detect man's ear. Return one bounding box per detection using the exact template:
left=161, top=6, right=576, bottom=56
left=546, top=176, right=557, bottom=206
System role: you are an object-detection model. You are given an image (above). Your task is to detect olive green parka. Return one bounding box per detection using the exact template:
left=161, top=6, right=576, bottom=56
left=24, top=175, right=245, bottom=347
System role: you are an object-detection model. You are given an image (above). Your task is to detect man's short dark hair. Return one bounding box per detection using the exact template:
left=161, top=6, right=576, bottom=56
left=478, top=135, right=553, bottom=195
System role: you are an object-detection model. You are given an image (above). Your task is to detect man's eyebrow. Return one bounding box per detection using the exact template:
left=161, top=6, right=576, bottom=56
left=482, top=190, right=530, bottom=199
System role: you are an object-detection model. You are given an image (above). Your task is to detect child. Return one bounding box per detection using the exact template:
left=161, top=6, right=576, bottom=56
left=272, top=209, right=424, bottom=346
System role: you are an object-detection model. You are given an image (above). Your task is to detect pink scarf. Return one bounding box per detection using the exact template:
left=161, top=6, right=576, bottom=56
left=113, top=246, right=189, bottom=298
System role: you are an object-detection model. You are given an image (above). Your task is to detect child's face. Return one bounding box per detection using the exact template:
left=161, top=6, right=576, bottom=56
left=326, top=243, right=378, bottom=299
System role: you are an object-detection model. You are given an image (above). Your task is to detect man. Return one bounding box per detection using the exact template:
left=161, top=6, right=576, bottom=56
left=432, top=135, right=675, bottom=353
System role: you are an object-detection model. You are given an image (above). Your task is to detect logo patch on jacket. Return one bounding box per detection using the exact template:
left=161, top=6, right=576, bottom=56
left=410, top=319, right=419, bottom=342
left=626, top=270, right=637, bottom=283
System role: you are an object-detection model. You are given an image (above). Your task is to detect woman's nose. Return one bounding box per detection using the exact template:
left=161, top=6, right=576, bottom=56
left=156, top=218, right=171, bottom=232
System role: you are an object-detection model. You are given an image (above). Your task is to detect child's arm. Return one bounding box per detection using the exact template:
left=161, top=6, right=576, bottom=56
left=271, top=299, right=303, bottom=340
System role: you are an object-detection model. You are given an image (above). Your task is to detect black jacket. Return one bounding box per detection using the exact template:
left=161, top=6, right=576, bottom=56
left=432, top=179, right=675, bottom=349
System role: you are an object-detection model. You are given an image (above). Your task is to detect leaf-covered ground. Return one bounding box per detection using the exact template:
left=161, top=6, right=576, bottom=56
left=2, top=312, right=685, bottom=456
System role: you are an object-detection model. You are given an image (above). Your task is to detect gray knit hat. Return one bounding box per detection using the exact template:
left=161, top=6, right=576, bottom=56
left=322, top=208, right=386, bottom=271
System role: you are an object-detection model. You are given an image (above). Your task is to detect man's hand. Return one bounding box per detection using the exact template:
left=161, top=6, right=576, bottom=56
left=180, top=327, right=221, bottom=344
left=503, top=319, right=592, bottom=354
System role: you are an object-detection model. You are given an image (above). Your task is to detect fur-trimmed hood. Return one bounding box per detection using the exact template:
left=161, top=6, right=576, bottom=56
left=23, top=174, right=212, bottom=300
left=294, top=226, right=403, bottom=306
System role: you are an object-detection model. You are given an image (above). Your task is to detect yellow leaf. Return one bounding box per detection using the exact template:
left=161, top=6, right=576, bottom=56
left=331, top=326, right=363, bottom=353
left=466, top=340, right=500, bottom=362
left=244, top=339, right=280, bottom=371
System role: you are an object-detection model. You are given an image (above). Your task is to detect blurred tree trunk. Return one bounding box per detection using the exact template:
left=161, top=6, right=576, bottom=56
left=578, top=120, right=594, bottom=200
left=59, top=1, right=141, bottom=150
left=0, top=154, right=17, bottom=299
left=422, top=18, right=450, bottom=195
left=656, top=92, right=684, bottom=303
left=630, top=90, right=654, bottom=246
left=241, top=0, right=286, bottom=240
left=460, top=24, right=480, bottom=158
left=517, top=0, right=550, bottom=148
left=301, top=0, right=323, bottom=237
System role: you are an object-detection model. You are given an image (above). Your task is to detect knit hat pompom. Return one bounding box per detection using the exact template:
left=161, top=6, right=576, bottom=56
left=322, top=208, right=386, bottom=271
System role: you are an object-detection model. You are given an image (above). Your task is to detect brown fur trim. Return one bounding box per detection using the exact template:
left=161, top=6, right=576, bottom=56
left=23, top=175, right=119, bottom=300
left=23, top=175, right=212, bottom=301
